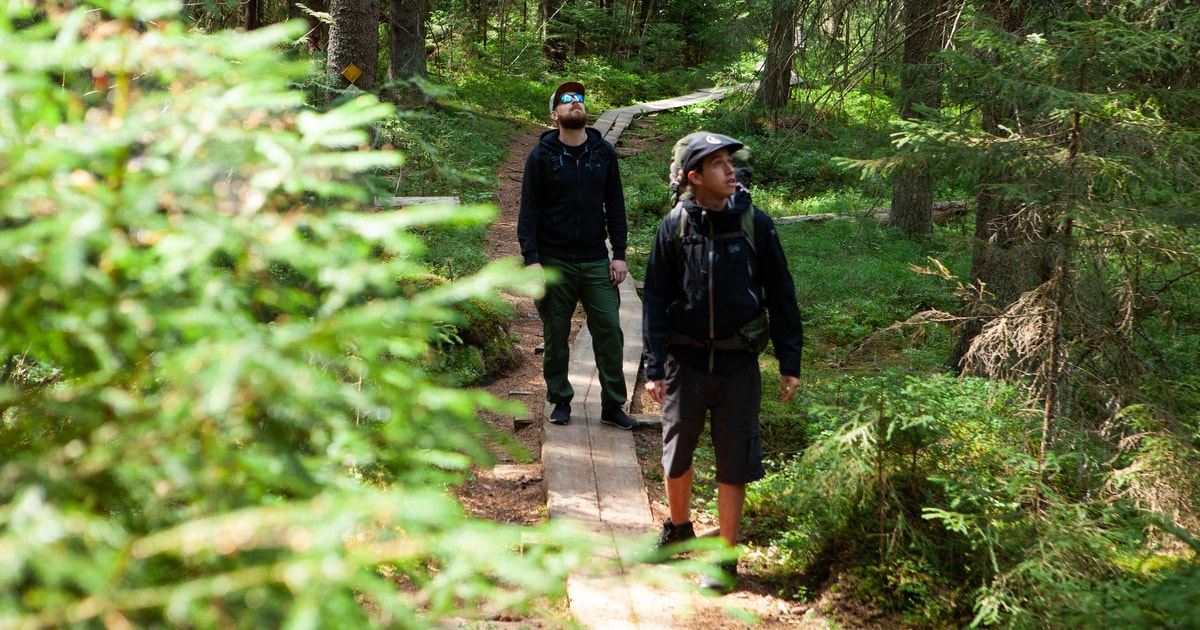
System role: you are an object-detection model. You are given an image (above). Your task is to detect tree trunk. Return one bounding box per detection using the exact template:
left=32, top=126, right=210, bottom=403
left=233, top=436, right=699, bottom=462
left=890, top=166, right=934, bottom=236
left=756, top=0, right=799, bottom=115
left=245, top=0, right=263, bottom=30
left=637, top=0, right=657, bottom=39
left=541, top=0, right=568, bottom=70
left=328, top=0, right=380, bottom=95
left=387, top=0, right=428, bottom=87
left=889, top=0, right=949, bottom=237
left=821, top=0, right=842, bottom=46
left=948, top=0, right=1055, bottom=372
left=474, top=0, right=491, bottom=49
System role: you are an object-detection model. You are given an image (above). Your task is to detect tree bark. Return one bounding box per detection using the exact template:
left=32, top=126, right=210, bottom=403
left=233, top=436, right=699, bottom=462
left=756, top=0, right=799, bottom=115
left=387, top=0, right=428, bottom=86
left=890, top=165, right=934, bottom=236
left=328, top=0, right=380, bottom=94
left=821, top=0, right=842, bottom=46
left=541, top=0, right=568, bottom=70
left=889, top=0, right=949, bottom=237
left=245, top=0, right=263, bottom=30
left=637, top=0, right=658, bottom=39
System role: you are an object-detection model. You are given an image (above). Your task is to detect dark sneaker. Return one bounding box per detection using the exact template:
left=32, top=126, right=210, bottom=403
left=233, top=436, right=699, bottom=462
left=600, top=407, right=637, bottom=430
left=653, top=518, right=695, bottom=553
left=699, top=560, right=738, bottom=594
left=549, top=403, right=571, bottom=425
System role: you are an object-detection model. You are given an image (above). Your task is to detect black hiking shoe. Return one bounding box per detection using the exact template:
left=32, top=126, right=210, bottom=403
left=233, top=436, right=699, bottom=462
left=699, top=560, right=738, bottom=595
left=600, top=407, right=637, bottom=430
left=549, top=403, right=571, bottom=425
left=650, top=518, right=695, bottom=560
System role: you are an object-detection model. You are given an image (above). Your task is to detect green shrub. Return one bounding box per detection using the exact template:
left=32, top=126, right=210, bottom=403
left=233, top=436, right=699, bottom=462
left=747, top=369, right=1200, bottom=627
left=0, top=4, right=589, bottom=627
left=1076, top=559, right=1200, bottom=629
left=746, top=374, right=1033, bottom=624
left=376, top=107, right=507, bottom=202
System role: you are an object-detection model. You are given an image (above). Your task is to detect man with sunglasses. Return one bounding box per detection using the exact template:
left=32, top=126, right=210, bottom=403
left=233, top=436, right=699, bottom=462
left=518, top=81, right=636, bottom=430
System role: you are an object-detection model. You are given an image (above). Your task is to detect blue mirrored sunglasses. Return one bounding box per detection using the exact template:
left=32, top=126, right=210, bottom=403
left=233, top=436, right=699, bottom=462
left=558, top=93, right=585, bottom=104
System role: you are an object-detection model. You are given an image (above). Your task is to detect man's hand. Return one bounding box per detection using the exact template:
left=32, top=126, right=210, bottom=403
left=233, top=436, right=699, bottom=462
left=645, top=379, right=666, bottom=405
left=609, top=259, right=628, bottom=286
left=528, top=262, right=545, bottom=284
left=779, top=375, right=800, bottom=402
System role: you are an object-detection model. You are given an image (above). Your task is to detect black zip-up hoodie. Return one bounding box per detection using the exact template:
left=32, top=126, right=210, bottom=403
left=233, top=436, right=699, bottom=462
left=518, top=128, right=627, bottom=265
left=641, top=187, right=804, bottom=380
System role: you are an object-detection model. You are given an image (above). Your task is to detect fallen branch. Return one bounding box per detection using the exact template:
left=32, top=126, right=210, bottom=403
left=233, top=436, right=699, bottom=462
left=776, top=200, right=970, bottom=226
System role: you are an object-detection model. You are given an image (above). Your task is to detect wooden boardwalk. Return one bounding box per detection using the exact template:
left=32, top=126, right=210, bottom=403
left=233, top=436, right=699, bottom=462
left=592, top=86, right=742, bottom=145
left=540, top=85, right=740, bottom=628
left=541, top=267, right=697, bottom=628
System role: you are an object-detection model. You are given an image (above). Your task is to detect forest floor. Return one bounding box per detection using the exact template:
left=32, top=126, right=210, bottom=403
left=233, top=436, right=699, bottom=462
left=453, top=114, right=891, bottom=629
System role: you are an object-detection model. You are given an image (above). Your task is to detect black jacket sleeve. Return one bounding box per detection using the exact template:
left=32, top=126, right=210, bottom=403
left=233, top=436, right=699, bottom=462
left=517, top=148, right=541, bottom=266
left=602, top=142, right=628, bottom=261
left=641, top=214, right=679, bottom=382
left=755, top=210, right=804, bottom=377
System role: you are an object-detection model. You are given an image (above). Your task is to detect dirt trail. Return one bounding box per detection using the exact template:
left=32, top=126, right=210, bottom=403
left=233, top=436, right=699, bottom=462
left=455, top=123, right=550, bottom=527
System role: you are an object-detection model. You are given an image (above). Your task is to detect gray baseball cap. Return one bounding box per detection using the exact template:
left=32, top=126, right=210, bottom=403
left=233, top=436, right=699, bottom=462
left=679, top=132, right=744, bottom=176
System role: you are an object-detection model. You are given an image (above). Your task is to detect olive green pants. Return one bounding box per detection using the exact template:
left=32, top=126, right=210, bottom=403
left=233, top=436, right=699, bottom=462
left=537, top=256, right=627, bottom=410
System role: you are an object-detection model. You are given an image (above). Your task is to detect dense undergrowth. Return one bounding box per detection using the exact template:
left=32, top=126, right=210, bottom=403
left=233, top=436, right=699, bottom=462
left=0, top=8, right=591, bottom=627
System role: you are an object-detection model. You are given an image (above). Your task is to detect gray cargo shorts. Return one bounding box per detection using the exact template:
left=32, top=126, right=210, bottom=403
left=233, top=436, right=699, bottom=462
left=660, top=354, right=765, bottom=485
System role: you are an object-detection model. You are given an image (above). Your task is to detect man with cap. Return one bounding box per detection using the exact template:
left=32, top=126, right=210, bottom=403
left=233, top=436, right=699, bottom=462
left=517, top=81, right=636, bottom=430
left=641, top=131, right=804, bottom=593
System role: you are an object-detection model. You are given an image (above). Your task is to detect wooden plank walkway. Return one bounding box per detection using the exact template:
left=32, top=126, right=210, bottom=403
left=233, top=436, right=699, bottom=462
left=592, top=87, right=741, bottom=145
left=541, top=250, right=700, bottom=628
left=373, top=195, right=461, bottom=208
left=540, top=85, right=743, bottom=628
left=542, top=264, right=649, bottom=536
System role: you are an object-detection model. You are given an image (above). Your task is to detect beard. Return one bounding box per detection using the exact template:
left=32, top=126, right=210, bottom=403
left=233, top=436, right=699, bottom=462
left=558, top=109, right=587, bottom=130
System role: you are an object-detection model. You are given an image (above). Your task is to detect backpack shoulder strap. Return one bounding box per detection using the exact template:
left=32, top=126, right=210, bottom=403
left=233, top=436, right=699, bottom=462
left=741, top=206, right=756, bottom=254
left=669, top=202, right=687, bottom=255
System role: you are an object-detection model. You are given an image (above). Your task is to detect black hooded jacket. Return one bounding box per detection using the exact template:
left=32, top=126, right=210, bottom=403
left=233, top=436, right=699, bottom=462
left=642, top=187, right=804, bottom=380
left=517, top=128, right=627, bottom=266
